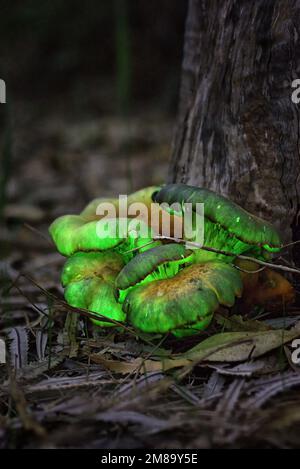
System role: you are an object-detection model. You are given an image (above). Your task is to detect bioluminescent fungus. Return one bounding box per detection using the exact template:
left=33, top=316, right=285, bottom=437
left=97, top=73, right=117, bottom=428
left=49, top=215, right=158, bottom=261
left=81, top=186, right=161, bottom=220
left=62, top=251, right=126, bottom=326
left=123, top=261, right=242, bottom=336
left=115, top=243, right=194, bottom=302
left=50, top=184, right=289, bottom=337
left=235, top=259, right=295, bottom=312
left=154, top=184, right=282, bottom=262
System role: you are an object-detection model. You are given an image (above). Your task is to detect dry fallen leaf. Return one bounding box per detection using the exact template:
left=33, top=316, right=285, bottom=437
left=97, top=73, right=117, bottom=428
left=91, top=322, right=300, bottom=373
left=183, top=323, right=300, bottom=363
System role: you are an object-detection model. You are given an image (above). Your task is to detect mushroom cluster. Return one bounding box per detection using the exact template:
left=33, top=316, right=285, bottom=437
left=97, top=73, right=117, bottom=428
left=50, top=183, right=285, bottom=337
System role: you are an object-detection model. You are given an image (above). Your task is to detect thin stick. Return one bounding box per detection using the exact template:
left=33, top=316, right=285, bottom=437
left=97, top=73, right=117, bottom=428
left=124, top=239, right=157, bottom=254
left=154, top=235, right=300, bottom=276
left=14, top=273, right=162, bottom=348
left=234, top=265, right=266, bottom=274
left=24, top=223, right=53, bottom=246
left=281, top=239, right=300, bottom=250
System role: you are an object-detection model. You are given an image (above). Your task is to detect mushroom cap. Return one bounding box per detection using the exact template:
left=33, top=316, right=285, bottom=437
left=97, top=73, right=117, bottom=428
left=49, top=215, right=157, bottom=259
left=115, top=243, right=193, bottom=296
left=80, top=186, right=161, bottom=220
left=123, top=261, right=242, bottom=334
left=80, top=198, right=120, bottom=221
left=234, top=258, right=260, bottom=294
left=63, top=251, right=126, bottom=326
left=154, top=184, right=281, bottom=252
left=133, top=201, right=184, bottom=238
left=61, top=251, right=124, bottom=287
left=239, top=267, right=295, bottom=312
left=65, top=279, right=126, bottom=327
left=79, top=186, right=184, bottom=239
left=49, top=215, right=121, bottom=256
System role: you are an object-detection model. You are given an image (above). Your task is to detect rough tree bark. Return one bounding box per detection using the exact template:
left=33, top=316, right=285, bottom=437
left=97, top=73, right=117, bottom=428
left=170, top=0, right=300, bottom=244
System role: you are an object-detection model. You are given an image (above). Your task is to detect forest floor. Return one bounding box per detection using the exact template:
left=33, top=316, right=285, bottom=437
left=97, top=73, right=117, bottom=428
left=1, top=104, right=300, bottom=449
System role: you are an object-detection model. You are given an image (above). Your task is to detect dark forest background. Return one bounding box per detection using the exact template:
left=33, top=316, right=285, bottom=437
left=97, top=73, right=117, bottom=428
left=0, top=1, right=186, bottom=116
left=0, top=1, right=187, bottom=234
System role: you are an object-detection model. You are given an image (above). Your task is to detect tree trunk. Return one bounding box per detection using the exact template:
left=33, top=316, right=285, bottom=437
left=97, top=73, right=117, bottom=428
left=170, top=0, right=300, bottom=244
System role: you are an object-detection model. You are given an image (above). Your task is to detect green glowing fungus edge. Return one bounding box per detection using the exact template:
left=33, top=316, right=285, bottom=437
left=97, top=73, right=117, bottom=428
left=62, top=251, right=126, bottom=327
left=123, top=261, right=243, bottom=337
left=153, top=184, right=282, bottom=262
left=49, top=215, right=159, bottom=262
left=115, top=243, right=194, bottom=303
left=80, top=186, right=161, bottom=220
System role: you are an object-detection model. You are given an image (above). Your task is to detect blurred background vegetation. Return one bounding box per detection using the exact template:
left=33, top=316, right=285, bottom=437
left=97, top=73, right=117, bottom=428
left=0, top=0, right=187, bottom=241
left=0, top=0, right=186, bottom=117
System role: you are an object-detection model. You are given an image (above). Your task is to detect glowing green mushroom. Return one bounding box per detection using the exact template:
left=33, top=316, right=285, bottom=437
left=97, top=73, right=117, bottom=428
left=49, top=215, right=159, bottom=262
left=115, top=243, right=194, bottom=302
left=154, top=184, right=282, bottom=262
left=123, top=261, right=243, bottom=336
left=81, top=186, right=161, bottom=220
left=62, top=251, right=126, bottom=327
left=61, top=251, right=124, bottom=286
left=50, top=184, right=277, bottom=337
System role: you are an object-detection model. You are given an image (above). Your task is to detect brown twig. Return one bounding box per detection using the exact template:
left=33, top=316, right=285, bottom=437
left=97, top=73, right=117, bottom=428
left=153, top=235, right=300, bottom=276
left=234, top=265, right=266, bottom=274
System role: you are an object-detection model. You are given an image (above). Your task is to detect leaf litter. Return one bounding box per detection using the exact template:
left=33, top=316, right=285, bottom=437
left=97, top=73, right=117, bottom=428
left=3, top=264, right=300, bottom=449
